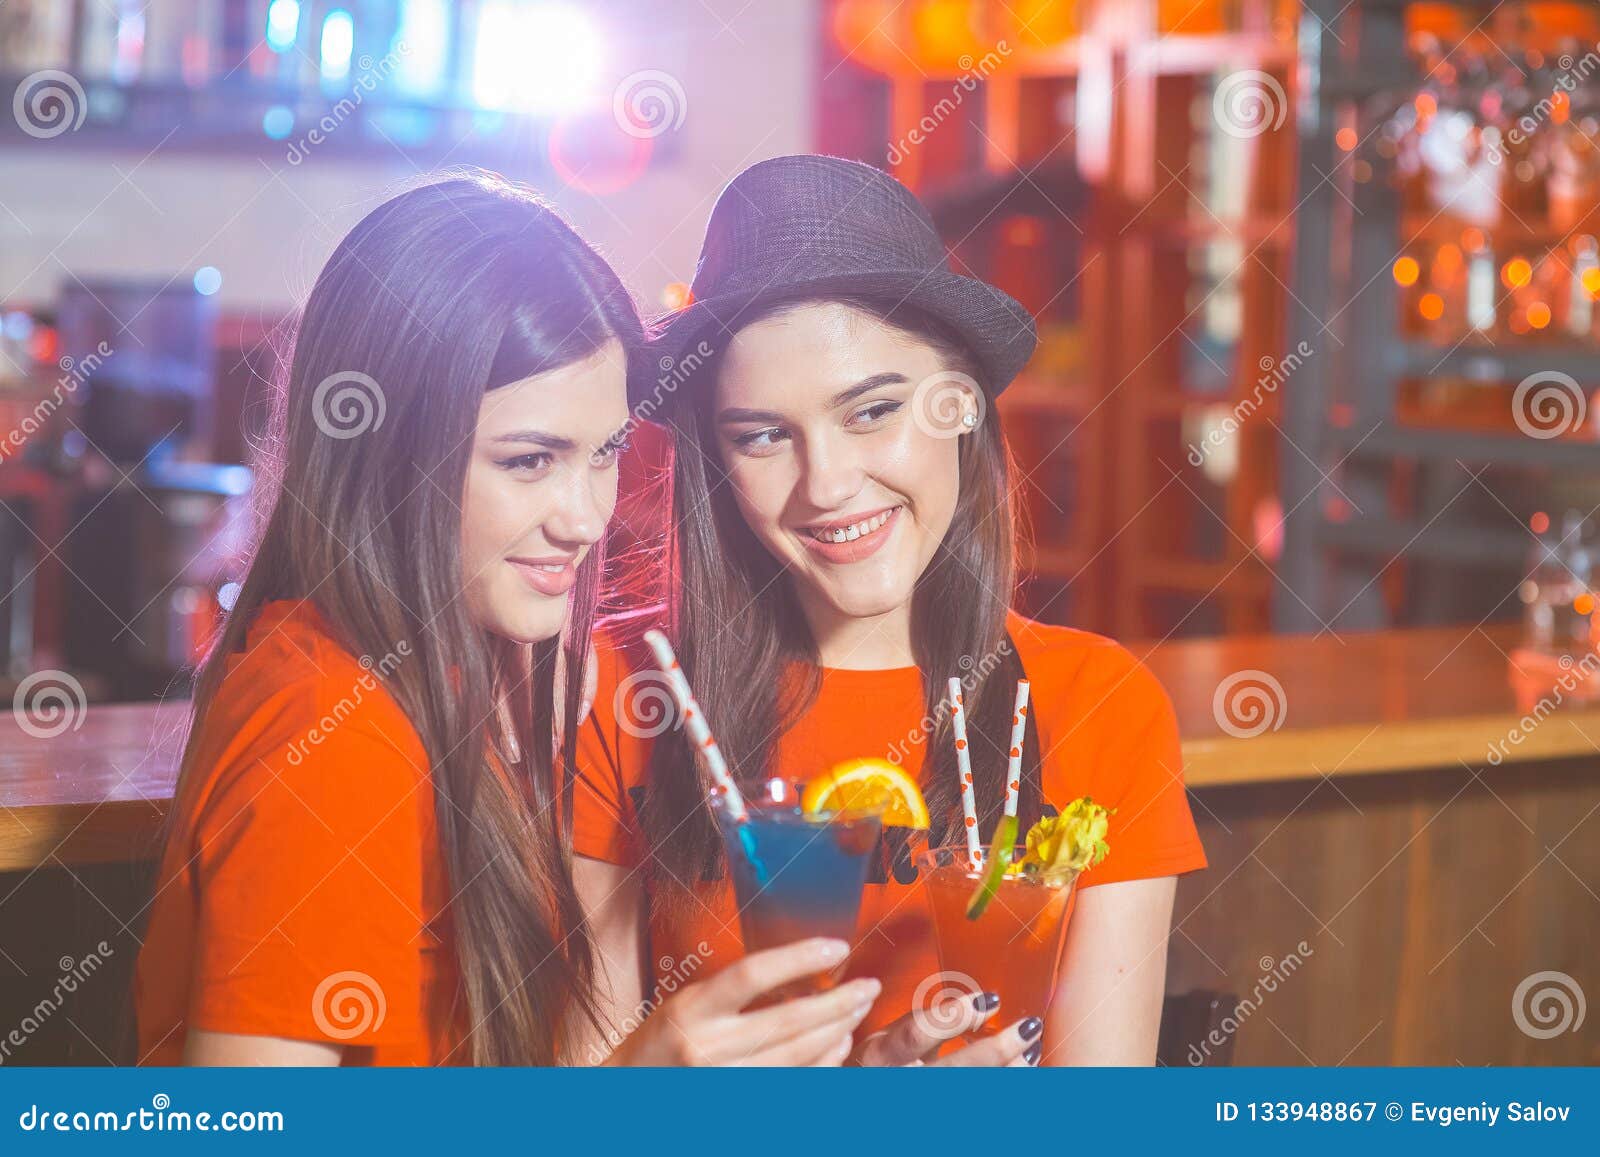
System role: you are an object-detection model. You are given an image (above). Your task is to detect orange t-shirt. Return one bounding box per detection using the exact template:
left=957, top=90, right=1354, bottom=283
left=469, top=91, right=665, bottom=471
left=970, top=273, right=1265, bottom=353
left=572, top=611, right=1207, bottom=1037
left=134, top=600, right=460, bottom=1065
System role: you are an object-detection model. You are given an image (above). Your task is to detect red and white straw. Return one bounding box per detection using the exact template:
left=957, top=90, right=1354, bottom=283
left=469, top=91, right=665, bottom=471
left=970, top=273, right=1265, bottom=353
left=1004, top=679, right=1030, bottom=819
left=947, top=676, right=982, bottom=866
left=643, top=629, right=747, bottom=821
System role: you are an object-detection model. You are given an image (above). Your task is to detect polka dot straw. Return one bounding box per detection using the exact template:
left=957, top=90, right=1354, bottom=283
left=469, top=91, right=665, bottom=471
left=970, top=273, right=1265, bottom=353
left=947, top=676, right=982, bottom=866
left=1005, top=679, right=1030, bottom=819
left=643, top=629, right=747, bottom=822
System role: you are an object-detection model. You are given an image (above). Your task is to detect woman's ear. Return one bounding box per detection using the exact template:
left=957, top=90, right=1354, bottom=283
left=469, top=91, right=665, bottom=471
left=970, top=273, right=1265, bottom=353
left=912, top=369, right=986, bottom=440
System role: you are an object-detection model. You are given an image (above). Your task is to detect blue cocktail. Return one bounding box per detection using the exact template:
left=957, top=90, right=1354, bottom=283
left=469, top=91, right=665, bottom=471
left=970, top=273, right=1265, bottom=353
left=715, top=783, right=884, bottom=958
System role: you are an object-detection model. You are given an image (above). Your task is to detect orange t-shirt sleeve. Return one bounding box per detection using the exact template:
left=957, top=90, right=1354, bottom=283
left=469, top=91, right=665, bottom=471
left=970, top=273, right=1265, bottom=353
left=1051, top=644, right=1208, bottom=889
left=186, top=680, right=433, bottom=1051
left=570, top=637, right=645, bottom=867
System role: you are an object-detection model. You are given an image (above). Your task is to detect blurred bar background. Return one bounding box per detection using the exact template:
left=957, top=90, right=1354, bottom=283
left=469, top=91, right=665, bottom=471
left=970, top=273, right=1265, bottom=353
left=5, top=0, right=1600, bottom=700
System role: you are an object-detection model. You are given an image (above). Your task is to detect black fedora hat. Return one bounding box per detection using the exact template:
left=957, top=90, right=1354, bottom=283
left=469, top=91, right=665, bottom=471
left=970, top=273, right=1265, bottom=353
left=638, top=154, right=1036, bottom=406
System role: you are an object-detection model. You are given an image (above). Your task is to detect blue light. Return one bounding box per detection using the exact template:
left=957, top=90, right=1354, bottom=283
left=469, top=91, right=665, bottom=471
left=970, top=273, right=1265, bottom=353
left=266, top=0, right=301, bottom=53
left=393, top=0, right=449, bottom=98
left=262, top=105, right=294, bottom=139
left=320, top=10, right=354, bottom=82
left=193, top=267, right=222, bottom=296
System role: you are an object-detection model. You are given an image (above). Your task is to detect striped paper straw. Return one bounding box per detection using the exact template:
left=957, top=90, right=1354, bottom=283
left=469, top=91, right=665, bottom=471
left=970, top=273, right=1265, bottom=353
left=643, top=629, right=747, bottom=821
left=1005, top=679, right=1031, bottom=819
left=947, top=677, right=982, bottom=866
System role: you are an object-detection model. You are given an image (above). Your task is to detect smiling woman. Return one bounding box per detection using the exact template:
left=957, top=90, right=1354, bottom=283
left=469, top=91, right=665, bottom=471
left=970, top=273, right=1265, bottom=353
left=572, top=154, right=1208, bottom=1068
left=131, top=171, right=646, bottom=1067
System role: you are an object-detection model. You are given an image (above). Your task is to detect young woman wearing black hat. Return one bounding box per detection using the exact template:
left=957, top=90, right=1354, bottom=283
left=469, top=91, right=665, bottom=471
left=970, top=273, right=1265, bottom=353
left=571, top=155, right=1209, bottom=1065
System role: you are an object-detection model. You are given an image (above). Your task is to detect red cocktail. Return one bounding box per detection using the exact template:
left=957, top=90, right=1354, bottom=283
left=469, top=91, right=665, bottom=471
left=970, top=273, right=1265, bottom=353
left=916, top=843, right=1076, bottom=1035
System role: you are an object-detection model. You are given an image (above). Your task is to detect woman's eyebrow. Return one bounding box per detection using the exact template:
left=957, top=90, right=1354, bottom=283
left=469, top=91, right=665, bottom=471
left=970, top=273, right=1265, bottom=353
left=717, top=406, right=783, bottom=425
left=828, top=373, right=908, bottom=408
left=491, top=430, right=576, bottom=451
left=717, top=373, right=910, bottom=425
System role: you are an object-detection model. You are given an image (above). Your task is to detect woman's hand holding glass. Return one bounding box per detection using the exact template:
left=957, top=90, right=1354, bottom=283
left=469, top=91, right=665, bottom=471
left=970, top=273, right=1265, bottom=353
left=603, top=938, right=879, bottom=1067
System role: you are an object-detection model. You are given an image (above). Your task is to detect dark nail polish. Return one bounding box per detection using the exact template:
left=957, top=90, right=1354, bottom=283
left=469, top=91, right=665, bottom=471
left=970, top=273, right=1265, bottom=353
left=1019, top=1016, right=1043, bottom=1040
left=971, top=991, right=1000, bottom=1012
left=1024, top=1041, right=1042, bottom=1065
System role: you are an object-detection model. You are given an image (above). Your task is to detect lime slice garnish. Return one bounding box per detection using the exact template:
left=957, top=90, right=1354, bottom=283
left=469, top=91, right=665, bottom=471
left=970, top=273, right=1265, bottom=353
left=966, top=813, right=1018, bottom=920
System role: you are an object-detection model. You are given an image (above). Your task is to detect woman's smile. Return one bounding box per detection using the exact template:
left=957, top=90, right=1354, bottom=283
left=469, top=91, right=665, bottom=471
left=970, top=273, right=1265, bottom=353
left=507, top=553, right=581, bottom=597
left=795, top=504, right=903, bottom=563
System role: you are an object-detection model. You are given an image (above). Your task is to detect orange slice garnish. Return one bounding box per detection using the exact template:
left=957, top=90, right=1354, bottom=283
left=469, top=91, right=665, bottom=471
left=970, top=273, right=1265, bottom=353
left=800, top=758, right=930, bottom=829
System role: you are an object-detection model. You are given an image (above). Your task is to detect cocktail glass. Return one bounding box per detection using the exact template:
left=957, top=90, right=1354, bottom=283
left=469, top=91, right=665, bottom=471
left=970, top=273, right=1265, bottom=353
left=714, top=782, right=884, bottom=991
left=915, top=843, right=1077, bottom=1036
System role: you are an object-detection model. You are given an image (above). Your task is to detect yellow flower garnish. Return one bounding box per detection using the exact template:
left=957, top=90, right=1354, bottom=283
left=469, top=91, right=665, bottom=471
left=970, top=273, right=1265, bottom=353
left=1020, top=797, right=1112, bottom=881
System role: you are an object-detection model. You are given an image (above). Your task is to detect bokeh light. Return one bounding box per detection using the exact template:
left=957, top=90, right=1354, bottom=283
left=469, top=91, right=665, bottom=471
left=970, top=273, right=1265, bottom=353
left=266, top=0, right=301, bottom=53
left=320, top=9, right=354, bottom=82
left=474, top=3, right=602, bottom=114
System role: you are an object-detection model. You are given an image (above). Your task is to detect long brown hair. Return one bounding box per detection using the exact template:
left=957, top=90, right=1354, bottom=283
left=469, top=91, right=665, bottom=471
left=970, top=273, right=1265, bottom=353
left=638, top=294, right=1043, bottom=892
left=165, top=172, right=644, bottom=1063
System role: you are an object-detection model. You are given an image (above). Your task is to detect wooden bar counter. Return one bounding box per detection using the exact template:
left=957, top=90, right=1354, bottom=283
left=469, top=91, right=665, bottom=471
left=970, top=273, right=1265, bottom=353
left=2, top=624, right=1596, bottom=1065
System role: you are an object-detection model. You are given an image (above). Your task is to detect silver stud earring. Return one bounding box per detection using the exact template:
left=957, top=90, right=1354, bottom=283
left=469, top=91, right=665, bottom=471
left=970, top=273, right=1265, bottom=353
left=961, top=411, right=978, bottom=428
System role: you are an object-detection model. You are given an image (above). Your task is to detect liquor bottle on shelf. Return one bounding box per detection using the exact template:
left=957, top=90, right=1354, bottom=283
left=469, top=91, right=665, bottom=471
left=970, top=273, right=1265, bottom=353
left=1521, top=512, right=1593, bottom=659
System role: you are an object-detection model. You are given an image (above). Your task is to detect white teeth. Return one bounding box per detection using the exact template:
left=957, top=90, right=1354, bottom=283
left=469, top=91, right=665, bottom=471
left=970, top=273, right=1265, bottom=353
left=810, top=507, right=898, bottom=544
